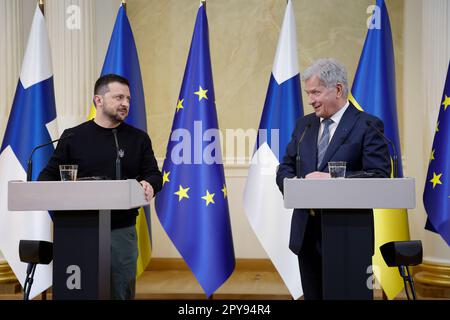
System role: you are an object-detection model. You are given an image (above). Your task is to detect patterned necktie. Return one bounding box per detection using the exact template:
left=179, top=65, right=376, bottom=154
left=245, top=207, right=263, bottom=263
left=317, top=118, right=333, bottom=168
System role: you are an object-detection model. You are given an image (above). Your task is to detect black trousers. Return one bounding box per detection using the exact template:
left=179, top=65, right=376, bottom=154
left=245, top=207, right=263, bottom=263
left=297, top=210, right=374, bottom=300
left=297, top=213, right=323, bottom=300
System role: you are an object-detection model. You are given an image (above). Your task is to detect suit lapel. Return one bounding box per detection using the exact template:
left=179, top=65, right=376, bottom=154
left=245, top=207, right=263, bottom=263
left=302, top=116, right=320, bottom=174
left=318, top=104, right=360, bottom=171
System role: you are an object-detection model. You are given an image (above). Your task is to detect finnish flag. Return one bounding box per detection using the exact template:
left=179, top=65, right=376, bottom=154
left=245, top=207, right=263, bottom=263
left=0, top=5, right=57, bottom=299
left=243, top=0, right=303, bottom=299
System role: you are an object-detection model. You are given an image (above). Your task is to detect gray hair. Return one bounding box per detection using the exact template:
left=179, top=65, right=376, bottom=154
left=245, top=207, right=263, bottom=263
left=302, top=58, right=349, bottom=96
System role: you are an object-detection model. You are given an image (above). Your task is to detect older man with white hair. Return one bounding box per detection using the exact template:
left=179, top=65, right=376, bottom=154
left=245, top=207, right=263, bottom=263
left=276, top=58, right=391, bottom=300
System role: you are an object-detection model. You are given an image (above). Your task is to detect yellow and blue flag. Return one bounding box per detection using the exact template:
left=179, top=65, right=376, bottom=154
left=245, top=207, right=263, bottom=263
left=0, top=5, right=56, bottom=298
left=155, top=3, right=235, bottom=297
left=349, top=0, right=410, bottom=299
left=91, top=4, right=152, bottom=277
left=423, top=62, right=450, bottom=246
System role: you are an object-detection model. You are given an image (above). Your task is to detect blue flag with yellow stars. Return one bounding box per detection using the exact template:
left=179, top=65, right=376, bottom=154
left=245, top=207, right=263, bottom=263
left=155, top=3, right=235, bottom=297
left=423, top=62, right=450, bottom=246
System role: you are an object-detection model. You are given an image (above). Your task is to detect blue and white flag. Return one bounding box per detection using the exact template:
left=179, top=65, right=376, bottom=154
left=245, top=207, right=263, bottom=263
left=243, top=0, right=303, bottom=299
left=0, top=5, right=57, bottom=299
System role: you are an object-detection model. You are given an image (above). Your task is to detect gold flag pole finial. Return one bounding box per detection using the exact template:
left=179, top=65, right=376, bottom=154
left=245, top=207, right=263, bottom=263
left=122, top=0, right=127, bottom=12
left=38, top=0, right=44, bottom=14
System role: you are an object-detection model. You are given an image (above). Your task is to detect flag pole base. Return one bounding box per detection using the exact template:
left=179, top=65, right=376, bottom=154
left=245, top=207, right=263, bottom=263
left=414, top=261, right=450, bottom=299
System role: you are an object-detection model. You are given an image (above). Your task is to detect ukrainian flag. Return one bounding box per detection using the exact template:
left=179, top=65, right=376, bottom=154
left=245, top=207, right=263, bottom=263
left=350, top=0, right=410, bottom=299
left=89, top=4, right=151, bottom=277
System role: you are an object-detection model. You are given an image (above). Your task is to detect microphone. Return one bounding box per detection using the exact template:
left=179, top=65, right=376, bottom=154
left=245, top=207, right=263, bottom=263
left=112, top=129, right=122, bottom=180
left=26, top=133, right=74, bottom=181
left=296, top=123, right=311, bottom=178
left=366, top=120, right=398, bottom=178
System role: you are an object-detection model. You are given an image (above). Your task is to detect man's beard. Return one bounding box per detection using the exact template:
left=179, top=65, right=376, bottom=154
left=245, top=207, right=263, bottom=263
left=105, top=107, right=127, bottom=123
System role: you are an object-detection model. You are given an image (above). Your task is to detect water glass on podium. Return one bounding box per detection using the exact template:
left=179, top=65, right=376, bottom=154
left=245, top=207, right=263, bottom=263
left=328, top=161, right=346, bottom=178
left=59, top=165, right=78, bottom=181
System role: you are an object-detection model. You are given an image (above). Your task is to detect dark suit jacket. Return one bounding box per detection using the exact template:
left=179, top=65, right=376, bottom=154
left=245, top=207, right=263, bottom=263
left=276, top=103, right=391, bottom=255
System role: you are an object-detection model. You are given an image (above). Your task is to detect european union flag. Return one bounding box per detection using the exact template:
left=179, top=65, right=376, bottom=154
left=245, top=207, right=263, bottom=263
left=155, top=3, right=235, bottom=297
left=423, top=62, right=450, bottom=246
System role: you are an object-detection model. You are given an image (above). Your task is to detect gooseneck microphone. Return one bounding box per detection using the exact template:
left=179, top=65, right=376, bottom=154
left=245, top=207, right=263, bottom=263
left=296, top=123, right=311, bottom=178
left=26, top=133, right=74, bottom=181
left=112, top=128, right=122, bottom=180
left=366, top=120, right=398, bottom=178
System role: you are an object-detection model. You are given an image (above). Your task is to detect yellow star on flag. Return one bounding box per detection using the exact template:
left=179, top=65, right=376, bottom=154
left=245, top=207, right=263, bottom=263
left=174, top=185, right=190, bottom=202
left=194, top=86, right=208, bottom=101
left=436, top=121, right=440, bottom=133
left=430, top=172, right=443, bottom=189
left=176, top=99, right=184, bottom=112
left=221, top=185, right=227, bottom=199
left=201, top=190, right=215, bottom=206
left=430, top=149, right=435, bottom=162
left=162, top=171, right=170, bottom=186
left=442, top=95, right=450, bottom=111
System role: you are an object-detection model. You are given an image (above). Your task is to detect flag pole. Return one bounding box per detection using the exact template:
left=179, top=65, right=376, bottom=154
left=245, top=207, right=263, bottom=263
left=39, top=1, right=48, bottom=301
left=201, top=0, right=206, bottom=10
left=37, top=0, right=48, bottom=300
left=38, top=0, right=44, bottom=15
left=122, top=0, right=127, bottom=12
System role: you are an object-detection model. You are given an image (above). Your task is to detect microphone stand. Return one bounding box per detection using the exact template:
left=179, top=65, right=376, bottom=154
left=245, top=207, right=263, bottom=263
left=23, top=263, right=36, bottom=300
left=296, top=124, right=311, bottom=178
left=366, top=121, right=398, bottom=178
left=398, top=265, right=417, bottom=300
left=26, top=133, right=74, bottom=181
left=112, top=129, right=122, bottom=180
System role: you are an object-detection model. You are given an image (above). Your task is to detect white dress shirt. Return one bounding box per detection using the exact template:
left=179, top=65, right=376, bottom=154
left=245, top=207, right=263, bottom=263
left=318, top=101, right=350, bottom=145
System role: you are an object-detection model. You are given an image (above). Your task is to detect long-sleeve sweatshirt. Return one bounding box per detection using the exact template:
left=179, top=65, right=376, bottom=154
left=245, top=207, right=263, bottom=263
left=38, top=119, right=162, bottom=229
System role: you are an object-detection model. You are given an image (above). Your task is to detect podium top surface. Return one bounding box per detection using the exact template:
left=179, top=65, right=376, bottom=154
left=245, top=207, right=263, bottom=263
left=8, top=179, right=148, bottom=211
left=283, top=177, right=415, bottom=209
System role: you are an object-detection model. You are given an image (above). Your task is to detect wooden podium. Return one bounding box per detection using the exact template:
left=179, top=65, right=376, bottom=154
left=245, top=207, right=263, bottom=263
left=283, top=178, right=415, bottom=299
left=8, top=179, right=147, bottom=300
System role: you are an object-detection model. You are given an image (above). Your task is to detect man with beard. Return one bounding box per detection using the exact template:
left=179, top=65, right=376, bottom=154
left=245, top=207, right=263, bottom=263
left=39, top=74, right=162, bottom=299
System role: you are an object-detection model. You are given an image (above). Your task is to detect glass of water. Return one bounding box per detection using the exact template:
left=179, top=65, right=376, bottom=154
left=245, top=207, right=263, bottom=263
left=328, top=161, right=346, bottom=178
left=59, top=165, right=78, bottom=181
